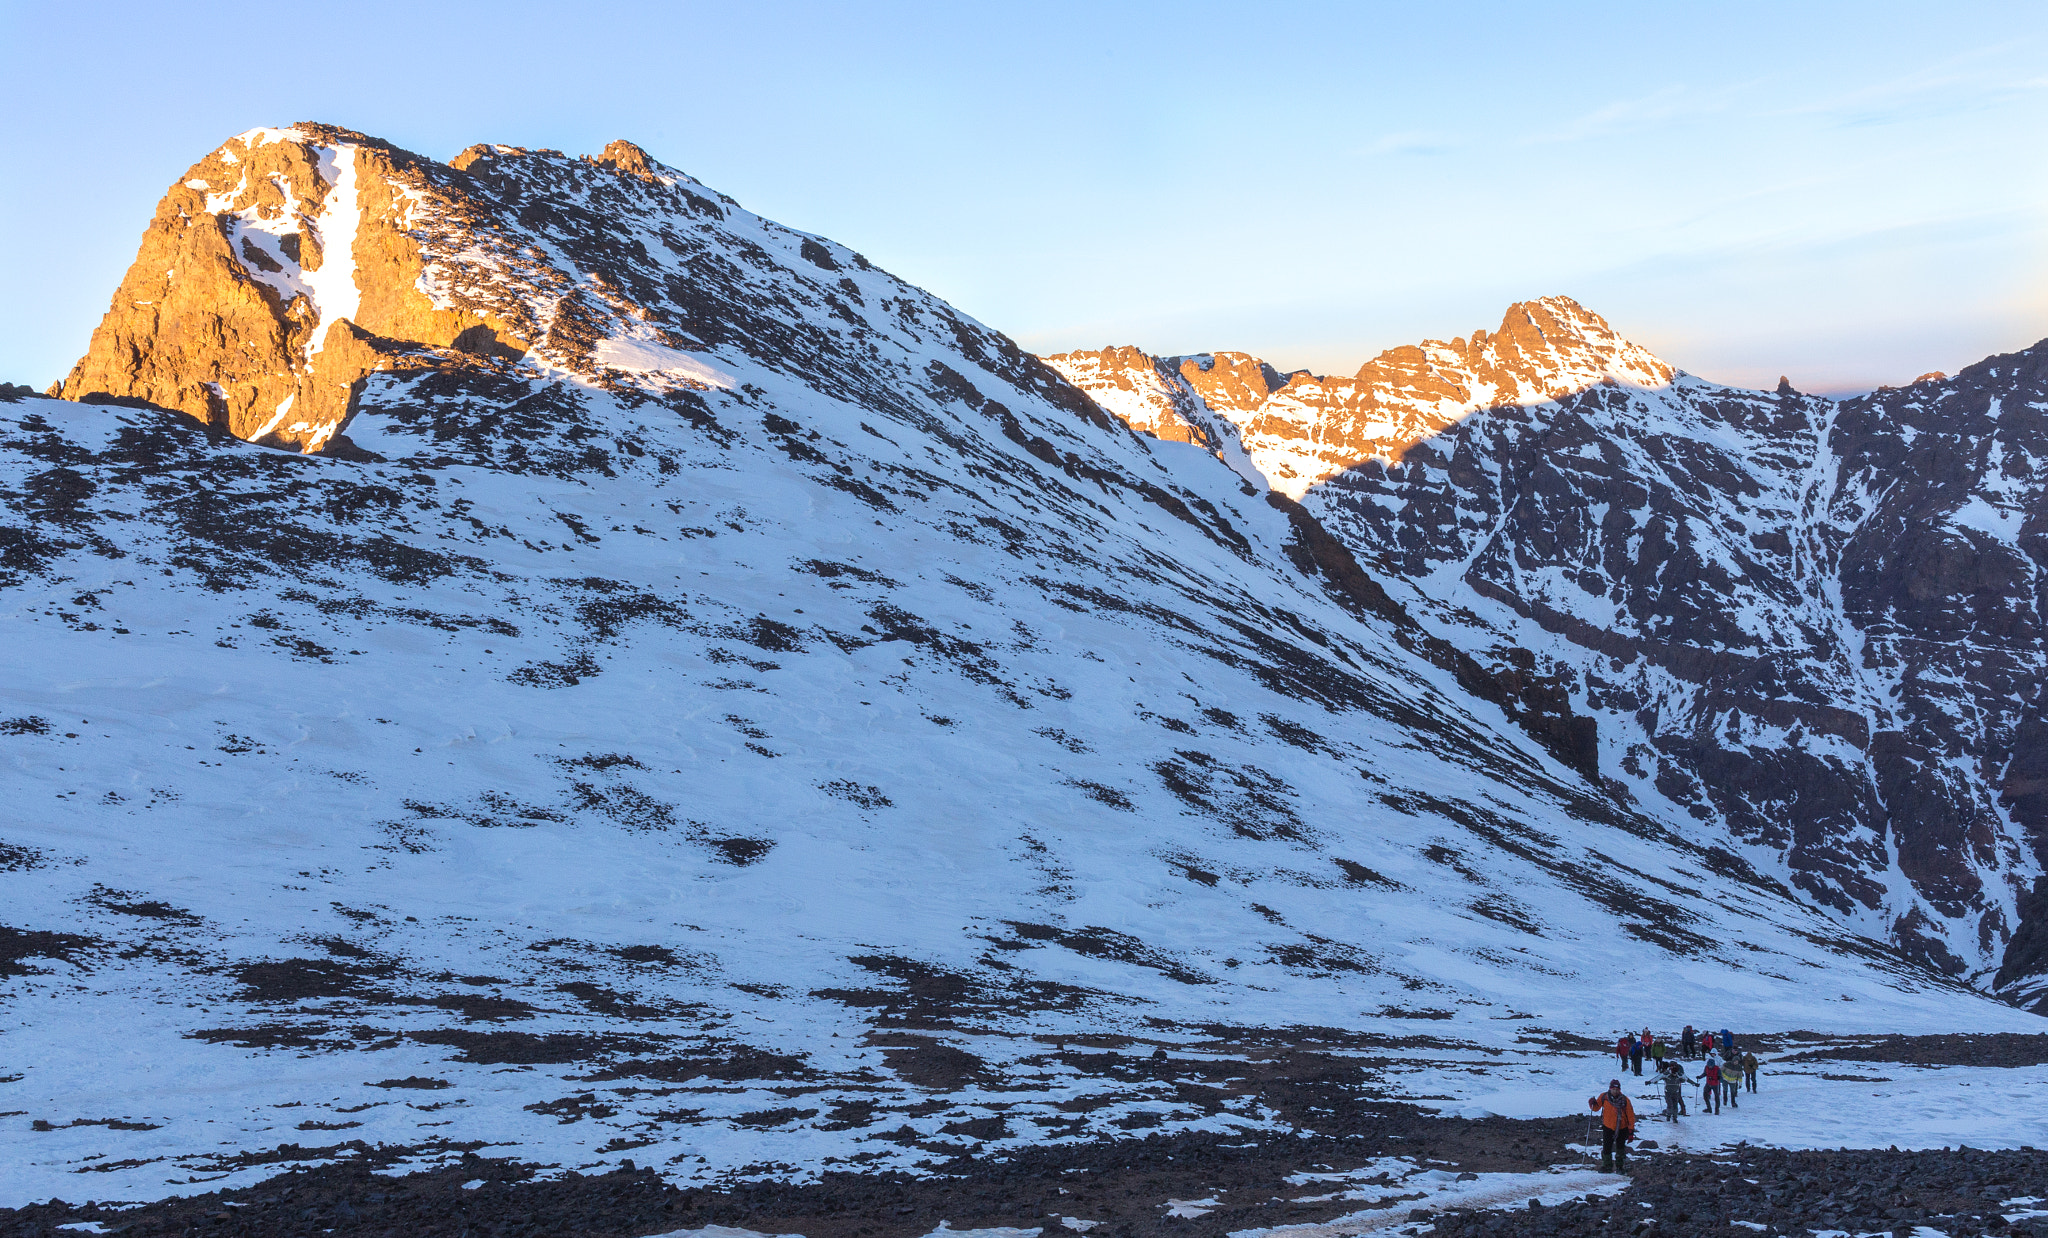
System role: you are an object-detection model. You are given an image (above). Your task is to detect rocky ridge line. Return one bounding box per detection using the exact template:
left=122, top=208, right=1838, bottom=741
left=1045, top=298, right=1672, bottom=499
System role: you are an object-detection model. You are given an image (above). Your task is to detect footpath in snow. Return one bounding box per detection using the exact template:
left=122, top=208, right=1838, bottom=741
left=1409, top=1045, right=2048, bottom=1154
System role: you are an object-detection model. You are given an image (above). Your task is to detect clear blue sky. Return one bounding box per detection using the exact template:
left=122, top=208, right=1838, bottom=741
left=4, top=1, right=2044, bottom=393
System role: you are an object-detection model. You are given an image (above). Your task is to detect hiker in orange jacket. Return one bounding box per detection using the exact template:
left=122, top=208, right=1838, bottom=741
left=1588, top=1078, right=1636, bottom=1172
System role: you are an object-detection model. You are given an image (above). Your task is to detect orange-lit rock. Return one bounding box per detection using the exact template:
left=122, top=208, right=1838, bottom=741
left=1047, top=297, right=1672, bottom=497
left=56, top=125, right=654, bottom=452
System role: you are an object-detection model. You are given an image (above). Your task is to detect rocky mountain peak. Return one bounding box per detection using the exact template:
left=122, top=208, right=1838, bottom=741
left=59, top=123, right=531, bottom=451
left=1175, top=350, right=1297, bottom=417
left=593, top=138, right=663, bottom=179
left=54, top=124, right=789, bottom=455
left=1046, top=295, right=1680, bottom=498
left=1365, top=295, right=1675, bottom=406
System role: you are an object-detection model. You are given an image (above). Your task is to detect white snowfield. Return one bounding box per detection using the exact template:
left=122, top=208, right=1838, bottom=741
left=1, top=133, right=2042, bottom=1208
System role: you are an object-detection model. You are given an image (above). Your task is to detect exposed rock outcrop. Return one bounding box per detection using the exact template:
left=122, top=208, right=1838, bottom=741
left=56, top=126, right=722, bottom=451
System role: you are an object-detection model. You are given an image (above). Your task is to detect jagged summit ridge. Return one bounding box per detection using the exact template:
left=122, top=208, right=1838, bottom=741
left=1044, top=296, right=1674, bottom=498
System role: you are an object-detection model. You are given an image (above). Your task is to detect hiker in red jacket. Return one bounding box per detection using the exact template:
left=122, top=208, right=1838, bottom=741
left=1588, top=1078, right=1636, bottom=1172
left=1696, top=1058, right=1722, bottom=1114
left=1615, top=1035, right=1632, bottom=1071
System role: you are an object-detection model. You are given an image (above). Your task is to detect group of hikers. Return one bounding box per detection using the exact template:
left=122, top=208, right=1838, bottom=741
left=1586, top=1024, right=1762, bottom=1172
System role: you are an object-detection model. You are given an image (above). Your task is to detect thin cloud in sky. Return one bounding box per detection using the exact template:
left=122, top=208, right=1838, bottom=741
left=1355, top=130, right=1456, bottom=158
left=1518, top=82, right=1744, bottom=146
left=1766, top=38, right=2048, bottom=127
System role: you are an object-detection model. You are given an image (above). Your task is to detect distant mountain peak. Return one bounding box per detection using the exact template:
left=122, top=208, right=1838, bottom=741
left=1044, top=295, right=1674, bottom=498
left=1364, top=294, right=1674, bottom=405
left=594, top=138, right=662, bottom=178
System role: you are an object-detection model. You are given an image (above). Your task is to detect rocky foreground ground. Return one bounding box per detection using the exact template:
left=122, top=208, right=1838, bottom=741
left=4, top=1032, right=2044, bottom=1238
left=2, top=1121, right=2041, bottom=1238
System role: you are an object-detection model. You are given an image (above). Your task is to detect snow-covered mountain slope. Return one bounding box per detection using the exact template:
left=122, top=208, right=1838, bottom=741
left=2, top=131, right=2030, bottom=1205
left=1052, top=302, right=2048, bottom=1005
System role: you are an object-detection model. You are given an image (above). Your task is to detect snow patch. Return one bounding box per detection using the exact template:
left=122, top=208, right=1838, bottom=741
left=234, top=126, right=307, bottom=147
left=303, top=144, right=363, bottom=358
left=1952, top=494, right=2024, bottom=543
left=249, top=393, right=294, bottom=441
left=592, top=335, right=736, bottom=389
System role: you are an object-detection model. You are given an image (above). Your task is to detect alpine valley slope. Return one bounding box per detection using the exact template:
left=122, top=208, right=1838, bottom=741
left=1, top=126, right=2034, bottom=1205
left=1048, top=299, right=2048, bottom=1009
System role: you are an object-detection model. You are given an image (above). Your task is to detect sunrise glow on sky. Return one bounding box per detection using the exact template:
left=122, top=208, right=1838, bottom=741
left=3, top=0, right=2044, bottom=392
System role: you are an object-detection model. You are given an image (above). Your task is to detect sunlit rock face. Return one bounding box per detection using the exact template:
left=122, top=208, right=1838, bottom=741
left=1048, top=298, right=1672, bottom=499
left=1053, top=309, right=2048, bottom=1005
left=57, top=126, right=885, bottom=453
left=61, top=126, right=521, bottom=450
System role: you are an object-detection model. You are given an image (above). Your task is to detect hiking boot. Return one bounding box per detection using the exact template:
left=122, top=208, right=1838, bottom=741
left=1599, top=1159, right=1613, bottom=1172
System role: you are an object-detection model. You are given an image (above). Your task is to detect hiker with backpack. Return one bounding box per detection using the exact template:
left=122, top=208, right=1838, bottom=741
left=1615, top=1034, right=1633, bottom=1072
left=1588, top=1078, right=1637, bottom=1172
left=1628, top=1035, right=1645, bottom=1075
left=1696, top=1056, right=1723, bottom=1114
left=1742, top=1050, right=1759, bottom=1092
left=1658, top=1058, right=1686, bottom=1120
left=1681, top=1024, right=1696, bottom=1059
